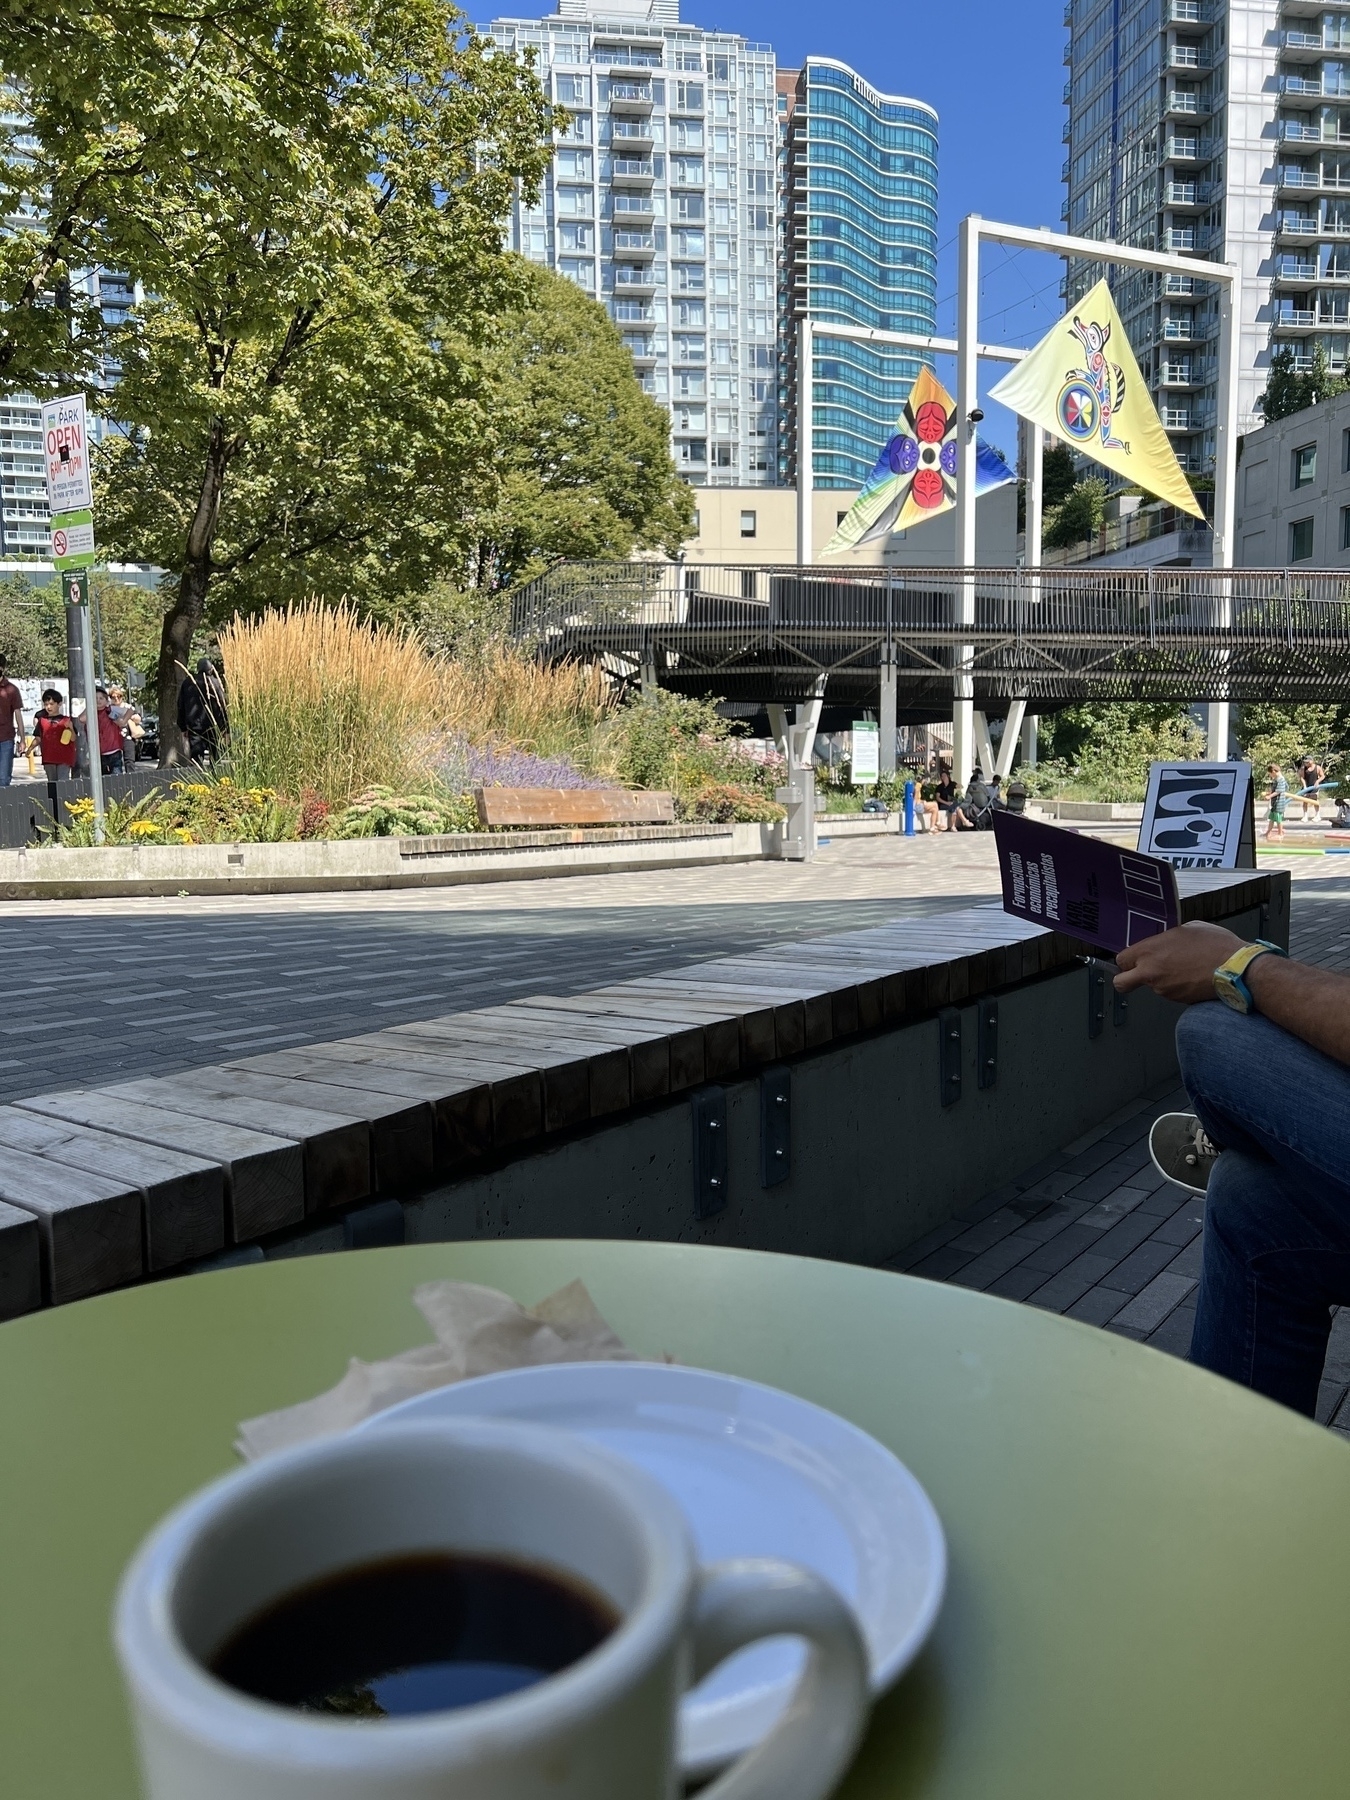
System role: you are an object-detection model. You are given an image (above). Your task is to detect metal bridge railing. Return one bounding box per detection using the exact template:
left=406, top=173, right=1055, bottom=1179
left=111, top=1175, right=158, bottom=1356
left=510, top=562, right=1350, bottom=704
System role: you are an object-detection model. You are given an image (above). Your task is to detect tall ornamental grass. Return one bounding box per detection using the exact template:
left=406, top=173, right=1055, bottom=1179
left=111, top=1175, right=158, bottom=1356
left=439, top=644, right=616, bottom=771
left=218, top=603, right=445, bottom=803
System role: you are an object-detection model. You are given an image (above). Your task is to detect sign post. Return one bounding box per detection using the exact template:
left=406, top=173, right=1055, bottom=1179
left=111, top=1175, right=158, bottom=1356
left=42, top=393, right=103, bottom=840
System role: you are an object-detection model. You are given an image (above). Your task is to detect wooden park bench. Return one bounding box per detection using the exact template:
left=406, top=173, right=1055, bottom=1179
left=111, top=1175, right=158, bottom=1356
left=474, top=787, right=676, bottom=829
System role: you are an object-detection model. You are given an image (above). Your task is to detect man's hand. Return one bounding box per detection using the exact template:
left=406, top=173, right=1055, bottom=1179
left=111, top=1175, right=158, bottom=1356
left=1113, top=921, right=1246, bottom=1003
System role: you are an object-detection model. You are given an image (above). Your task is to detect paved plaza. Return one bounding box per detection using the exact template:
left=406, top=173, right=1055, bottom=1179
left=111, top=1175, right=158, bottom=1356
left=3, top=832, right=1349, bottom=1425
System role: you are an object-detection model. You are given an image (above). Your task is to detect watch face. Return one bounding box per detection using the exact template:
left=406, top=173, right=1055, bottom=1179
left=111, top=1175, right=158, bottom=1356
left=1214, top=972, right=1250, bottom=1013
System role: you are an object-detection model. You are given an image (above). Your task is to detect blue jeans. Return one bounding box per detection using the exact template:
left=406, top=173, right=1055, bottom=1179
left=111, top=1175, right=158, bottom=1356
left=1179, top=1005, right=1350, bottom=1416
left=0, top=739, right=12, bottom=786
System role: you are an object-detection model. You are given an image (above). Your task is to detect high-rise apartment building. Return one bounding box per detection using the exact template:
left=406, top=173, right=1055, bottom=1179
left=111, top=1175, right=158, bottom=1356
left=1061, top=2, right=1350, bottom=477
left=779, top=60, right=939, bottom=487
left=483, top=0, right=781, bottom=485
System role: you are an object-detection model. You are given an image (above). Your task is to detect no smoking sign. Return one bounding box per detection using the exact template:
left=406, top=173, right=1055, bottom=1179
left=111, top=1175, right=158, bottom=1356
left=49, top=512, right=95, bottom=569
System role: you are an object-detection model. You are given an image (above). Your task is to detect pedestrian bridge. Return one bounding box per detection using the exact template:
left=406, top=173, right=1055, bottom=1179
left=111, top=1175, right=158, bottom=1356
left=511, top=562, right=1350, bottom=714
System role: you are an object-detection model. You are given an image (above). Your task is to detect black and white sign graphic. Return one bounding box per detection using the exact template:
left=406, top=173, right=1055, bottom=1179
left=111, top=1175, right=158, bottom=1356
left=1138, top=762, right=1254, bottom=870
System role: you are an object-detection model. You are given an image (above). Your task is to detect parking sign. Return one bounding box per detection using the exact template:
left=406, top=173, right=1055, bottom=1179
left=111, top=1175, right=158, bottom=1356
left=41, top=393, right=93, bottom=513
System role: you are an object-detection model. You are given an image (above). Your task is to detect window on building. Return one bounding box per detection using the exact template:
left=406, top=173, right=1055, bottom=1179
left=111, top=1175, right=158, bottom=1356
left=691, top=509, right=701, bottom=534
left=1343, top=428, right=1350, bottom=473
left=1341, top=505, right=1350, bottom=551
left=740, top=510, right=757, bottom=538
left=712, top=444, right=733, bottom=467
left=1290, top=517, right=1315, bottom=561
left=1292, top=443, right=1317, bottom=489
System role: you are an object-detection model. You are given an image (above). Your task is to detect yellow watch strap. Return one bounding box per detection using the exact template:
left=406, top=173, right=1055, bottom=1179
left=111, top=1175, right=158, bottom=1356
left=1218, top=943, right=1275, bottom=983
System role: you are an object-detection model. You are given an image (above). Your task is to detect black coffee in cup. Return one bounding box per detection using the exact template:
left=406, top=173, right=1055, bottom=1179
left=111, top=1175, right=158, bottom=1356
left=209, top=1552, right=619, bottom=1718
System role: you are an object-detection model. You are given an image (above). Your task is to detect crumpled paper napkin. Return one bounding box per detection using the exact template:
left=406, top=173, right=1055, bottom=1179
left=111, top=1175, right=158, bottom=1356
left=235, top=1278, right=635, bottom=1462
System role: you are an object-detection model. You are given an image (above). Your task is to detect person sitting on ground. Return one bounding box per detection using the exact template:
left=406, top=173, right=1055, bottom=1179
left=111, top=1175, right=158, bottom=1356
left=1114, top=923, right=1350, bottom=1419
left=1335, top=784, right=1350, bottom=831
left=25, top=689, right=77, bottom=782
left=1263, top=762, right=1287, bottom=842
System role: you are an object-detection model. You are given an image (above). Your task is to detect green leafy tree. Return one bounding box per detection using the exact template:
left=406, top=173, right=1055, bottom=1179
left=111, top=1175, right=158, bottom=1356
left=1036, top=702, right=1205, bottom=802
left=1258, top=344, right=1348, bottom=424
left=1236, top=703, right=1350, bottom=775
left=461, top=262, right=694, bottom=591
left=1043, top=477, right=1108, bottom=550
left=1043, top=442, right=1078, bottom=510
left=10, top=0, right=556, bottom=759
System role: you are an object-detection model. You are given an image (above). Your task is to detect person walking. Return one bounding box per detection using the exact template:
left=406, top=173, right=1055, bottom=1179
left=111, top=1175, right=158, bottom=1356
left=106, top=684, right=143, bottom=770
left=0, top=656, right=23, bottom=788
left=176, top=658, right=228, bottom=765
left=25, top=689, right=78, bottom=782
left=94, top=687, right=125, bottom=776
left=1263, top=762, right=1287, bottom=842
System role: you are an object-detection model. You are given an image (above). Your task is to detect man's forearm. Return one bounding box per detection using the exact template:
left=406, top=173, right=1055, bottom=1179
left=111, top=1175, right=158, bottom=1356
left=1247, top=955, right=1350, bottom=1066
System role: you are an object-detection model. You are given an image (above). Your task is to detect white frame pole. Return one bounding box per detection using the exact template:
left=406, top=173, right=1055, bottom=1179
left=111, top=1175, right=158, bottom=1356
left=953, top=214, right=981, bottom=787
left=1207, top=274, right=1240, bottom=759
left=797, top=317, right=814, bottom=566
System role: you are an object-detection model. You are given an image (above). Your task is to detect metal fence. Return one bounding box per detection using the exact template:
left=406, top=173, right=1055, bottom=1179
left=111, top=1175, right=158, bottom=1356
left=0, top=770, right=172, bottom=851
left=511, top=561, right=1350, bottom=707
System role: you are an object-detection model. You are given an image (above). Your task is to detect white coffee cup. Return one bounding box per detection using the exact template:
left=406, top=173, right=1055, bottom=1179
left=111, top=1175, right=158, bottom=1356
left=114, top=1418, right=870, bottom=1799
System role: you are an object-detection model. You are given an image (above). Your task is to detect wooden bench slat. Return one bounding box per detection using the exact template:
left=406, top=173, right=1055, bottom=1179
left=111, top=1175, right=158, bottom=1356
left=102, top=1079, right=370, bottom=1216
left=16, top=1092, right=303, bottom=1243
left=474, top=788, right=675, bottom=829
left=312, top=1038, right=537, bottom=1155
left=183, top=1064, right=433, bottom=1195
left=523, top=997, right=706, bottom=1092
left=0, top=1199, right=42, bottom=1322
left=0, top=1107, right=224, bottom=1271
left=501, top=1003, right=672, bottom=1103
left=231, top=1051, right=481, bottom=1173
left=386, top=1019, right=595, bottom=1129
left=0, top=1146, right=143, bottom=1304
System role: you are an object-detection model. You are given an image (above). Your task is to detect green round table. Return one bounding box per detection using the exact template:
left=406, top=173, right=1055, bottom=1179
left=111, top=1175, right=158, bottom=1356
left=2, top=1240, right=1348, bottom=1797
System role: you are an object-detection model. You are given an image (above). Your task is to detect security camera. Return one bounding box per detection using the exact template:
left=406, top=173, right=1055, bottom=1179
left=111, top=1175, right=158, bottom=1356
left=968, top=408, right=985, bottom=424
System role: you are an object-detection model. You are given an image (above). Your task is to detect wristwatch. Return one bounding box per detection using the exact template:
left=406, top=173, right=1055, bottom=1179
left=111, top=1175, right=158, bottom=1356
left=1213, top=940, right=1287, bottom=1014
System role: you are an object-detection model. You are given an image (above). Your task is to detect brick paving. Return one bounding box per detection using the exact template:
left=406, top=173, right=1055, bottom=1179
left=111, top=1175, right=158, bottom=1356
left=888, top=875, right=1350, bottom=1439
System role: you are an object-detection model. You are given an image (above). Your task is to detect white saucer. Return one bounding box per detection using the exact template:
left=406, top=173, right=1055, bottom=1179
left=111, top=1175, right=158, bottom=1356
left=363, top=1362, right=946, bottom=1776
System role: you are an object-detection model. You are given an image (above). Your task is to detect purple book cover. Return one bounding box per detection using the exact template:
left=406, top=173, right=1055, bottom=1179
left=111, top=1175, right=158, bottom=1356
left=992, top=812, right=1180, bottom=954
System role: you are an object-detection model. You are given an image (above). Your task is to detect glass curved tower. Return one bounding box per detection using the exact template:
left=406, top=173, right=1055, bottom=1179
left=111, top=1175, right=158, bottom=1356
left=780, top=58, right=939, bottom=488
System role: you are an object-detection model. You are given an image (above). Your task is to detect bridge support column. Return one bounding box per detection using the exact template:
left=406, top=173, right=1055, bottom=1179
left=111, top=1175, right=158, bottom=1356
left=1206, top=701, right=1231, bottom=762
left=773, top=684, right=824, bottom=862
left=1021, top=712, right=1039, bottom=769
left=879, top=658, right=897, bottom=778
left=973, top=711, right=997, bottom=783
left=995, top=700, right=1026, bottom=781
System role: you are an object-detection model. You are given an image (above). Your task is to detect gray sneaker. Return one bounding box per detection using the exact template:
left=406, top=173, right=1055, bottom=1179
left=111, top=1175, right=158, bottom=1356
left=1149, top=1113, right=1219, bottom=1195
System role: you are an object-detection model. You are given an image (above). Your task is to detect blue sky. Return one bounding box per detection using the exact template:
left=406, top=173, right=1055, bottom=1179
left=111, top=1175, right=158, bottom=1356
left=695, top=0, right=1069, bottom=463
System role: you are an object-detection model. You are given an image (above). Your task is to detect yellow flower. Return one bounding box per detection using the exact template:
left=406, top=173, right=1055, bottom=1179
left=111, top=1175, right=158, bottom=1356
left=67, top=799, right=95, bottom=819
left=128, top=820, right=160, bottom=839
left=173, top=828, right=197, bottom=844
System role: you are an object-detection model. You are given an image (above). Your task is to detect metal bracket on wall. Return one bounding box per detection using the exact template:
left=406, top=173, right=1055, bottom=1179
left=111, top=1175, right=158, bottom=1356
left=692, top=1086, right=728, bottom=1218
left=939, top=1007, right=962, bottom=1108
left=977, top=998, right=998, bottom=1090
left=760, top=1067, right=791, bottom=1188
left=1113, top=983, right=1128, bottom=1029
left=1087, top=962, right=1106, bottom=1039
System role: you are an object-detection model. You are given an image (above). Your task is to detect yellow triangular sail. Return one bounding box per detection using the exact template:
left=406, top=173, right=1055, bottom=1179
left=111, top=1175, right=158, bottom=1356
left=989, top=279, right=1203, bottom=518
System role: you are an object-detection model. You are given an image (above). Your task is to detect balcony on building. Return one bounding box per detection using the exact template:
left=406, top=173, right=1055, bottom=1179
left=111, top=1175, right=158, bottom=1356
left=1276, top=209, right=1321, bottom=240
left=1276, top=254, right=1322, bottom=284
left=621, top=333, right=658, bottom=368
left=1275, top=304, right=1320, bottom=331
left=612, top=228, right=656, bottom=259
left=609, top=119, right=654, bottom=154
left=1279, top=116, right=1326, bottom=143
left=1163, top=180, right=1205, bottom=208
left=1165, top=44, right=1209, bottom=74
left=612, top=190, right=655, bottom=225
left=612, top=264, right=657, bottom=294
left=607, top=77, right=654, bottom=107
left=1164, top=132, right=1201, bottom=162
left=1281, top=72, right=1328, bottom=100
left=1164, top=88, right=1206, bottom=119
left=610, top=156, right=655, bottom=185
